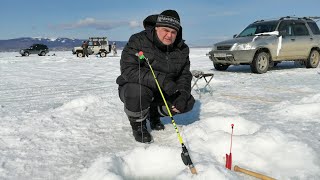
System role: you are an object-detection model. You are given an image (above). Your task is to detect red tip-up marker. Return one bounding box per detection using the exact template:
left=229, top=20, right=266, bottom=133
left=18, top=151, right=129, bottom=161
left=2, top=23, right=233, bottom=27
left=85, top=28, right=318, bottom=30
left=226, top=124, right=234, bottom=170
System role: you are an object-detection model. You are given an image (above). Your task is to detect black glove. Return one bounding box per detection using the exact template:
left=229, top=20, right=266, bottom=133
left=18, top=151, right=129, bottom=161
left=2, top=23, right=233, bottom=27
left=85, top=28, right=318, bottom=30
left=172, top=91, right=189, bottom=113
left=162, top=79, right=178, bottom=96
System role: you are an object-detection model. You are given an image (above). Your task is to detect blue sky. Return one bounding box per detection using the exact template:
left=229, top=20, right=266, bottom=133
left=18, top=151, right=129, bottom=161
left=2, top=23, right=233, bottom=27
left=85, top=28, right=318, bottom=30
left=1, top=0, right=319, bottom=46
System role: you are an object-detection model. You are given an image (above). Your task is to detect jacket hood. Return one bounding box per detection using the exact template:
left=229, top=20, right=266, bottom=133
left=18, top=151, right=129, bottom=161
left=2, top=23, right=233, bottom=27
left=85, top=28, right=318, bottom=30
left=143, top=14, right=184, bottom=48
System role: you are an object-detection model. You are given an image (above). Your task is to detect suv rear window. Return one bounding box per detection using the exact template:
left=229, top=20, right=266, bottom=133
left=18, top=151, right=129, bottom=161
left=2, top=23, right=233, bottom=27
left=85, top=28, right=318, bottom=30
left=307, top=22, right=320, bottom=35
left=293, top=23, right=309, bottom=36
left=278, top=20, right=310, bottom=36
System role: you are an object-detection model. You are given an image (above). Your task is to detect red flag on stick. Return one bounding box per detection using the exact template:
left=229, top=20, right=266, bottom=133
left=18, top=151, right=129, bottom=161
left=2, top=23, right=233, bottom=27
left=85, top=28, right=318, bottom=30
left=226, top=124, right=234, bottom=170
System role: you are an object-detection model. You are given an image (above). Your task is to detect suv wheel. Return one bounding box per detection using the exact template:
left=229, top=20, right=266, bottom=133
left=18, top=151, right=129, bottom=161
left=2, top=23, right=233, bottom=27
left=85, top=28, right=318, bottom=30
left=24, top=52, right=30, bottom=56
left=251, top=52, right=269, bottom=74
left=306, top=49, right=320, bottom=68
left=213, top=63, right=229, bottom=71
left=77, top=52, right=83, bottom=57
left=100, top=51, right=107, bottom=57
left=39, top=51, right=46, bottom=56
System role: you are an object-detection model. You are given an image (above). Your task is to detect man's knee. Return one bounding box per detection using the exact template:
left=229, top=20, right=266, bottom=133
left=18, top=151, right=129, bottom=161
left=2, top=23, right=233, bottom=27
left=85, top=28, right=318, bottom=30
left=121, top=83, right=151, bottom=99
left=119, top=83, right=153, bottom=112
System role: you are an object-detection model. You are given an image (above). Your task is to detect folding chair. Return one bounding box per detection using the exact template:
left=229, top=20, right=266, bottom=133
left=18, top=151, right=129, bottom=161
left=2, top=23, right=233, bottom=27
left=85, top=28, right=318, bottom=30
left=191, top=70, right=214, bottom=97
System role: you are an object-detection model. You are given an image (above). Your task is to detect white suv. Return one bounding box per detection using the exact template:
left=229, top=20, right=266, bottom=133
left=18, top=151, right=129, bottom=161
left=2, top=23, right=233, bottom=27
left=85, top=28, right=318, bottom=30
left=208, top=16, right=320, bottom=73
left=72, top=37, right=111, bottom=57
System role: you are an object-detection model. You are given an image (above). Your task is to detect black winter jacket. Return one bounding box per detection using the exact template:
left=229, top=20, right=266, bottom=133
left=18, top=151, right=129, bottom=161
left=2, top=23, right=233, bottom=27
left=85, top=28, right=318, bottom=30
left=116, top=14, right=192, bottom=97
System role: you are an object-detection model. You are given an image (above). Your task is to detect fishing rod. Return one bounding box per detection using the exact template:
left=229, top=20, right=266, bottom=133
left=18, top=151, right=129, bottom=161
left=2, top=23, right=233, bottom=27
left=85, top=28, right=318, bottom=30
left=136, top=51, right=197, bottom=175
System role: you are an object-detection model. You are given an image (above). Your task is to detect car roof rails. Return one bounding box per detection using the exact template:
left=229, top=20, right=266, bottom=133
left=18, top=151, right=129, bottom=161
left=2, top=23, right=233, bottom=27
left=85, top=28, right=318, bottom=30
left=89, top=37, right=108, bottom=41
left=252, top=16, right=319, bottom=24
left=279, top=16, right=297, bottom=20
left=279, top=16, right=320, bottom=21
left=253, top=16, right=284, bottom=23
left=253, top=19, right=265, bottom=23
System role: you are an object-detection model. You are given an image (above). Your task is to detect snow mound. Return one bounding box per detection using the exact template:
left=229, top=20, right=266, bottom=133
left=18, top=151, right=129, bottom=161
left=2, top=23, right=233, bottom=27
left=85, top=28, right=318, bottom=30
left=233, top=128, right=320, bottom=178
left=191, top=116, right=260, bottom=136
left=78, top=145, right=239, bottom=180
left=55, top=95, right=102, bottom=112
left=78, top=146, right=185, bottom=180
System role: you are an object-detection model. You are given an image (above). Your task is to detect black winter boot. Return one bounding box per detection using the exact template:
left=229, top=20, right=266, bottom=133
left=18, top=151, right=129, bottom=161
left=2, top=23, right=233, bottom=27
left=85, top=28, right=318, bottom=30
left=150, top=117, right=165, bottom=130
left=149, top=106, right=165, bottom=130
left=130, top=121, right=152, bottom=143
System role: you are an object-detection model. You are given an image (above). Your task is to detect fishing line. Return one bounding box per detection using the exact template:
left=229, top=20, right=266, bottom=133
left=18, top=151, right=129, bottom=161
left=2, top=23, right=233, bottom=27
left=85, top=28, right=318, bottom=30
left=138, top=52, right=144, bottom=142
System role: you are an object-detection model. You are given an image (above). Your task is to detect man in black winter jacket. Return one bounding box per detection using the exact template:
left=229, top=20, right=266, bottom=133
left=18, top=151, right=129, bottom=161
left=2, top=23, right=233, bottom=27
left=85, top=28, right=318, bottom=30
left=116, top=9, right=195, bottom=143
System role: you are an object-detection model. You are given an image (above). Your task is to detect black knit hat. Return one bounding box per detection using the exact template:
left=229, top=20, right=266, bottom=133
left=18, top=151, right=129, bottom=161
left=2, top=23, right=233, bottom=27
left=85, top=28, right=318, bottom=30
left=156, top=10, right=180, bottom=31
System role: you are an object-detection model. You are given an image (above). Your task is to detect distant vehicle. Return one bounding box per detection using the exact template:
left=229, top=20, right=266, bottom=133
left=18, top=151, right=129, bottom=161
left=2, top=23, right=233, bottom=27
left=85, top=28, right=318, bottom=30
left=72, top=37, right=111, bottom=57
left=19, top=44, right=49, bottom=56
left=208, top=16, right=320, bottom=73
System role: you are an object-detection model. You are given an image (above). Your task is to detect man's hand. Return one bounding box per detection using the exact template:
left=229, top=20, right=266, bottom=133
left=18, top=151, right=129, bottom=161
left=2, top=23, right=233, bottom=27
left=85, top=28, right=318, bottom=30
left=172, top=91, right=189, bottom=113
left=171, top=106, right=180, bottom=113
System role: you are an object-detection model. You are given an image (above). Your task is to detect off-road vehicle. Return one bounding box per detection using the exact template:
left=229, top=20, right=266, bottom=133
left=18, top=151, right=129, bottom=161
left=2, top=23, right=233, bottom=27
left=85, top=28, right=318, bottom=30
left=72, top=37, right=111, bottom=57
left=208, top=16, right=320, bottom=73
left=19, top=44, right=49, bottom=56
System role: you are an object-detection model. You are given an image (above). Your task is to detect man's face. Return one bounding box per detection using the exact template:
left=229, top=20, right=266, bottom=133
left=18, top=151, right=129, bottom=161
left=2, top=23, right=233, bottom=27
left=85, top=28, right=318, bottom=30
left=155, top=27, right=178, bottom=45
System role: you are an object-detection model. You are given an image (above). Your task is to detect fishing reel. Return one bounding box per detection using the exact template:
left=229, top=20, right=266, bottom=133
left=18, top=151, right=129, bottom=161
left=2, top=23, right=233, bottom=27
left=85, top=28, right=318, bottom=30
left=181, top=145, right=192, bottom=166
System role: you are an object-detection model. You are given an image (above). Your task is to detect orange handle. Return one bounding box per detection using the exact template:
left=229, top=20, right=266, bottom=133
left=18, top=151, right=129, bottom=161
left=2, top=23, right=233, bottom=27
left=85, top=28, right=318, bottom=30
left=234, top=165, right=276, bottom=180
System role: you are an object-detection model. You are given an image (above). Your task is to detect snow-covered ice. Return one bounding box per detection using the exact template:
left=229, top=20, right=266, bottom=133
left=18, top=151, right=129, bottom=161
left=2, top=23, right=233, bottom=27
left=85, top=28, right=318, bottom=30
left=0, top=49, right=319, bottom=179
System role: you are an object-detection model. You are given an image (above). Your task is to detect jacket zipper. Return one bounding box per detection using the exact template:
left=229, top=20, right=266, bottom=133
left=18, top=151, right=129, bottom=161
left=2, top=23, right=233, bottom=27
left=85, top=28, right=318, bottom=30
left=166, top=46, right=169, bottom=71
